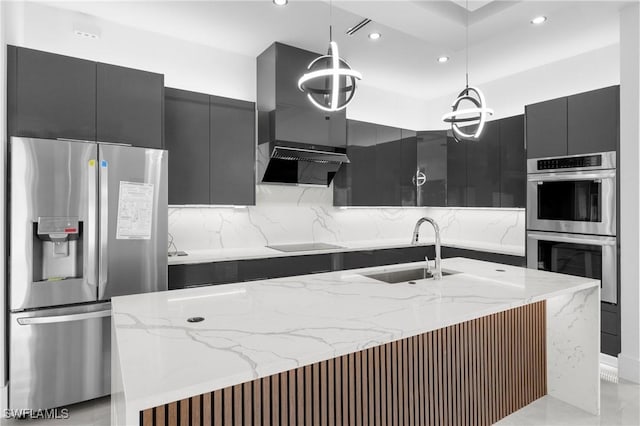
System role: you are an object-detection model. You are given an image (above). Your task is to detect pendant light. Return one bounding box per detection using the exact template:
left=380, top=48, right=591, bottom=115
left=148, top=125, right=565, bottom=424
left=297, top=0, right=362, bottom=112
left=442, top=0, right=493, bottom=142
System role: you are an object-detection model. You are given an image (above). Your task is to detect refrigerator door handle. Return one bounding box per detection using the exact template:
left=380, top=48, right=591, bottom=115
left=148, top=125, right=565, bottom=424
left=99, top=159, right=109, bottom=291
left=17, top=309, right=111, bottom=325
left=87, top=159, right=97, bottom=287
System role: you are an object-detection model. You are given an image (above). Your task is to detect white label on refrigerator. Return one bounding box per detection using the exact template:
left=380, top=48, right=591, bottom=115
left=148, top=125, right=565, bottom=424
left=116, top=181, right=154, bottom=240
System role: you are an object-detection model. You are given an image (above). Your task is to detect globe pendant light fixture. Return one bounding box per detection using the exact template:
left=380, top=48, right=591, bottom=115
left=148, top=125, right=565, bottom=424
left=442, top=0, right=493, bottom=142
left=297, top=0, right=362, bottom=112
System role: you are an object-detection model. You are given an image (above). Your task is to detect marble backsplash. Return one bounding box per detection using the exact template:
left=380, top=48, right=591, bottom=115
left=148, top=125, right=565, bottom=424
left=168, top=185, right=525, bottom=255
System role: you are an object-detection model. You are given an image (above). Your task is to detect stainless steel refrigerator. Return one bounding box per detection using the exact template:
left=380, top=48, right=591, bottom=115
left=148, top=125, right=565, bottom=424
left=7, top=137, right=168, bottom=410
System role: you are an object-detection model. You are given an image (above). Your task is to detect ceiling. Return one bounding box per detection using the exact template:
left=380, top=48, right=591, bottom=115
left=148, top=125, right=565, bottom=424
left=39, top=0, right=629, bottom=100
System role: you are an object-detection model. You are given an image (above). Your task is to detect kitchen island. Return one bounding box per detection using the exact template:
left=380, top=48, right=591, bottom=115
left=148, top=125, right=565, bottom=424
left=111, top=258, right=599, bottom=425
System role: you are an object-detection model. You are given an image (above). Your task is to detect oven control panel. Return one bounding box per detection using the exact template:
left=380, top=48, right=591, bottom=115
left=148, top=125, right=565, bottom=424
left=537, top=154, right=602, bottom=171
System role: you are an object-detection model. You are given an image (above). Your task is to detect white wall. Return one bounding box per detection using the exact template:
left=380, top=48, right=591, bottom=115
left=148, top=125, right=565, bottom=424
left=5, top=1, right=256, bottom=101
left=619, top=3, right=640, bottom=383
left=420, top=43, right=620, bottom=129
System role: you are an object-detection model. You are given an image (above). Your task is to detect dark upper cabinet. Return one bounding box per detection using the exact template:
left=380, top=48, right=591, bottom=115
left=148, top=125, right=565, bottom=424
left=525, top=97, right=568, bottom=158
left=8, top=46, right=96, bottom=141
left=376, top=125, right=403, bottom=206
left=343, top=120, right=378, bottom=206
left=165, top=88, right=210, bottom=205
left=526, top=86, right=619, bottom=159
left=335, top=120, right=416, bottom=207
left=567, top=86, right=619, bottom=155
left=400, top=129, right=418, bottom=206
left=164, top=89, right=256, bottom=206
left=97, top=63, right=164, bottom=149
left=7, top=46, right=164, bottom=148
left=258, top=43, right=346, bottom=148
left=466, top=121, right=500, bottom=207
left=446, top=136, right=467, bottom=207
left=210, top=96, right=256, bottom=205
left=416, top=131, right=447, bottom=207
left=499, top=115, right=526, bottom=208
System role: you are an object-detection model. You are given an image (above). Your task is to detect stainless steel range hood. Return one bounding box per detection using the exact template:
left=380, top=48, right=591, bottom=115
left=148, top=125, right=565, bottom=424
left=257, top=42, right=349, bottom=187
left=258, top=141, right=350, bottom=186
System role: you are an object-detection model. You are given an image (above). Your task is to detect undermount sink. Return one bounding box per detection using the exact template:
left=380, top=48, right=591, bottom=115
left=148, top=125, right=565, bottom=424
left=362, top=267, right=458, bottom=284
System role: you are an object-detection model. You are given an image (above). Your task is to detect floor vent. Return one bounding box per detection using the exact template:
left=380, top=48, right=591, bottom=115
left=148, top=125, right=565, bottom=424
left=600, top=363, right=619, bottom=383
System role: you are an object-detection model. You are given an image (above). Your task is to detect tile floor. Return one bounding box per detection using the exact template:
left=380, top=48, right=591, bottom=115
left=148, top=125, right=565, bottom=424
left=0, top=378, right=637, bottom=425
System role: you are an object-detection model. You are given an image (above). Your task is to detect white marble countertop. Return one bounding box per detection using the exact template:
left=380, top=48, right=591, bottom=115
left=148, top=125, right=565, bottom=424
left=112, top=257, right=596, bottom=415
left=168, top=238, right=525, bottom=265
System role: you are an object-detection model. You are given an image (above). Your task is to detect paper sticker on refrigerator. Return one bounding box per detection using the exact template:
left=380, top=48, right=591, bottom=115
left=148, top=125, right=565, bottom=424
left=115, top=181, right=154, bottom=240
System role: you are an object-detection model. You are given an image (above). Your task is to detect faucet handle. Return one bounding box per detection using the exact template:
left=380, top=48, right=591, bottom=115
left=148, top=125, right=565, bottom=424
left=425, top=255, right=432, bottom=273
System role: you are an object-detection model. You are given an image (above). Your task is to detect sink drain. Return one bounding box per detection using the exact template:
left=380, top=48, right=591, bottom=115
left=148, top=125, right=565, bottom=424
left=187, top=316, right=205, bottom=323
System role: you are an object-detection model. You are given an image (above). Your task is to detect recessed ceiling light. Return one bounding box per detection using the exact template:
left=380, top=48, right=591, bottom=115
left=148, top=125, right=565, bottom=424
left=273, top=0, right=288, bottom=6
left=530, top=16, right=547, bottom=25
left=368, top=32, right=381, bottom=40
left=437, top=56, right=450, bottom=63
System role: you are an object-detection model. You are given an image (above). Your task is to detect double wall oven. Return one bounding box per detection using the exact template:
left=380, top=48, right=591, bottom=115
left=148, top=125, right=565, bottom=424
left=526, top=151, right=617, bottom=304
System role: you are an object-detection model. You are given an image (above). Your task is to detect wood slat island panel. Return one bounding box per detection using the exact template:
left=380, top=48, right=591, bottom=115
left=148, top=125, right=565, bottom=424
left=141, top=301, right=546, bottom=426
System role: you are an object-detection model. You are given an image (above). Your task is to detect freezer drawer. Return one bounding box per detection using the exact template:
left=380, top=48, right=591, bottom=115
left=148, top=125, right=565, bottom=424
left=9, top=303, right=111, bottom=410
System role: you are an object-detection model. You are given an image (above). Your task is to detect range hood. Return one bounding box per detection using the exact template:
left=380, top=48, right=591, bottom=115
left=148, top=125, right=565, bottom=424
left=257, top=42, right=349, bottom=186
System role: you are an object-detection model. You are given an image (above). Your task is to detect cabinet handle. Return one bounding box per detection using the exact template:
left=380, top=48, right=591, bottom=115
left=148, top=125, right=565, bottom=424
left=412, top=170, right=427, bottom=187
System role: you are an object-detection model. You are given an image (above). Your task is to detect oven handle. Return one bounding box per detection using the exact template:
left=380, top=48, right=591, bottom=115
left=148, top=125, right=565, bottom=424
left=527, top=170, right=616, bottom=182
left=527, top=231, right=616, bottom=246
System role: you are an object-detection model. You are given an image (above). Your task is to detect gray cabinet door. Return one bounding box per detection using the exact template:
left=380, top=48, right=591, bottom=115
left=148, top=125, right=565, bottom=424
left=345, top=120, right=378, bottom=206
left=165, top=88, right=210, bottom=205
left=525, top=98, right=568, bottom=158
left=568, top=86, right=619, bottom=155
left=400, top=129, right=418, bottom=206
left=467, top=121, right=500, bottom=207
left=210, top=96, right=256, bottom=205
left=416, top=131, right=447, bottom=207
left=499, top=115, right=526, bottom=207
left=446, top=136, right=467, bottom=207
left=97, top=63, right=164, bottom=149
left=9, top=46, right=96, bottom=141
left=376, top=125, right=403, bottom=206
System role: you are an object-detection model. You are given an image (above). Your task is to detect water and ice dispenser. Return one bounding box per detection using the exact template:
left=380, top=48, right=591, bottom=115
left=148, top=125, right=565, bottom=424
left=32, top=217, right=83, bottom=282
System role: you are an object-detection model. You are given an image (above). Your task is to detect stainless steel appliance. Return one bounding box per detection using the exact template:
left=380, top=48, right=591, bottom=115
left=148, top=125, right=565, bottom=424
left=8, top=137, right=168, bottom=410
left=526, top=151, right=617, bottom=304
left=527, top=231, right=617, bottom=303
left=527, top=151, right=616, bottom=236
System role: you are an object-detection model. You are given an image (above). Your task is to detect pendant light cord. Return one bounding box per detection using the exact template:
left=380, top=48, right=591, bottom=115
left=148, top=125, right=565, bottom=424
left=329, top=0, right=333, bottom=42
left=465, top=0, right=469, bottom=88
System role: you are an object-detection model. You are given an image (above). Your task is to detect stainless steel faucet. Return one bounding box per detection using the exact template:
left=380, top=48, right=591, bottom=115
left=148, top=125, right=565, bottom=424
left=412, top=217, right=442, bottom=280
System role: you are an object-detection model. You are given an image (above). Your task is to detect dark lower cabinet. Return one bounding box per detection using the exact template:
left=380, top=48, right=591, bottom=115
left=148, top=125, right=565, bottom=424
left=499, top=115, right=526, bottom=208
left=525, top=97, right=568, bottom=158
left=239, top=255, right=332, bottom=282
left=165, top=88, right=210, bottom=205
left=416, top=131, right=447, bottom=207
left=209, top=96, right=256, bottom=205
left=446, top=136, right=467, bottom=207
left=168, top=261, right=239, bottom=289
left=568, top=86, right=619, bottom=155
left=97, top=63, right=164, bottom=149
left=601, top=302, right=621, bottom=356
left=8, top=46, right=96, bottom=141
left=167, top=246, right=526, bottom=291
left=466, top=121, right=500, bottom=207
